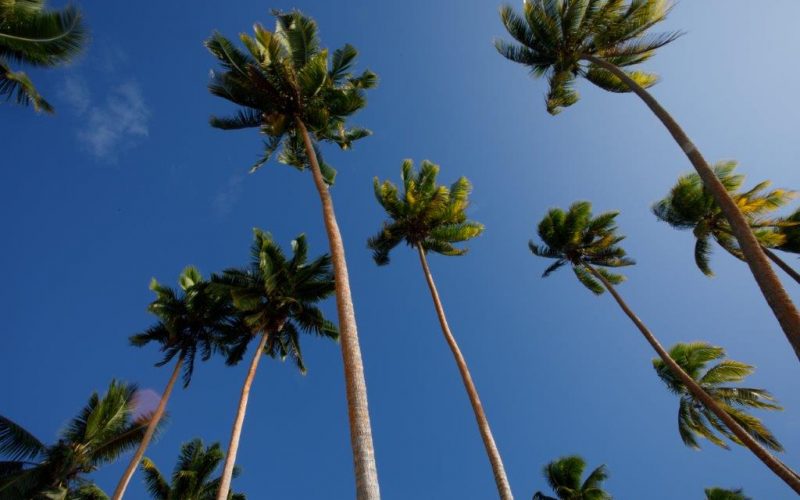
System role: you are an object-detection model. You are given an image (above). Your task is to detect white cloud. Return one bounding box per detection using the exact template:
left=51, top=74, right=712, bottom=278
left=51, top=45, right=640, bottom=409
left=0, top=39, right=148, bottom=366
left=60, top=76, right=90, bottom=113
left=213, top=174, right=244, bottom=216
left=62, top=77, right=151, bottom=161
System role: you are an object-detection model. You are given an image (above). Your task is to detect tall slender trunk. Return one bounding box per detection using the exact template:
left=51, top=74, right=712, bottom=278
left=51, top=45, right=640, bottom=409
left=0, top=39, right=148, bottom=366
left=216, top=332, right=270, bottom=500
left=584, top=263, right=800, bottom=494
left=296, top=118, right=380, bottom=500
left=416, top=245, right=513, bottom=499
left=582, top=54, right=800, bottom=362
left=763, top=246, right=800, bottom=285
left=111, top=353, right=184, bottom=500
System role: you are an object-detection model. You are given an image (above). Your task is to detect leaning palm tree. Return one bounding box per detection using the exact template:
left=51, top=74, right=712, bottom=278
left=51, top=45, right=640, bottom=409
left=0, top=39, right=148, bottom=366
left=112, top=267, right=239, bottom=500
left=368, top=159, right=512, bottom=498
left=530, top=201, right=800, bottom=493
left=653, top=161, right=800, bottom=284
left=654, top=342, right=783, bottom=451
left=210, top=229, right=338, bottom=500
left=497, top=0, right=800, bottom=360
left=205, top=12, right=380, bottom=498
left=704, top=487, right=750, bottom=500
left=0, top=380, right=156, bottom=499
left=140, top=439, right=245, bottom=500
left=0, top=0, right=87, bottom=112
left=532, top=455, right=610, bottom=500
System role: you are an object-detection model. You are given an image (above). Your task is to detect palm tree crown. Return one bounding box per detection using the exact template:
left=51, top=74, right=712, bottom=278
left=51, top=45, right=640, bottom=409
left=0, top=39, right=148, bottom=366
left=704, top=487, right=750, bottom=500
left=653, top=342, right=783, bottom=451
left=130, top=266, right=238, bottom=387
left=140, top=439, right=245, bottom=500
left=205, top=9, right=377, bottom=179
left=0, top=380, right=155, bottom=499
left=532, top=455, right=611, bottom=500
left=530, top=201, right=634, bottom=294
left=368, top=159, right=484, bottom=264
left=212, top=229, right=338, bottom=372
left=496, top=0, right=680, bottom=114
left=652, top=161, right=795, bottom=275
left=1, top=0, right=87, bottom=112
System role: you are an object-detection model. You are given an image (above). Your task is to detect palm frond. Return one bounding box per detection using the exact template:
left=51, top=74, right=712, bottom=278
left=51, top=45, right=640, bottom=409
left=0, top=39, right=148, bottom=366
left=0, top=416, right=45, bottom=462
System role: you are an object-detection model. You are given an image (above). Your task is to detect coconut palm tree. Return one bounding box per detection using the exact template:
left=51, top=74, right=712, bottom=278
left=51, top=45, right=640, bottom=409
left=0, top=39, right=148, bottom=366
left=368, top=160, right=512, bottom=498
left=775, top=208, right=800, bottom=255
left=0, top=380, right=156, bottom=499
left=496, top=0, right=800, bottom=360
left=704, top=487, right=750, bottom=500
left=531, top=455, right=610, bottom=500
left=530, top=201, right=800, bottom=493
left=0, top=0, right=87, bottom=112
left=210, top=229, right=338, bottom=500
left=112, top=267, right=240, bottom=500
left=653, top=161, right=800, bottom=283
left=653, top=342, right=783, bottom=451
left=205, top=12, right=380, bottom=498
left=140, top=439, right=245, bottom=500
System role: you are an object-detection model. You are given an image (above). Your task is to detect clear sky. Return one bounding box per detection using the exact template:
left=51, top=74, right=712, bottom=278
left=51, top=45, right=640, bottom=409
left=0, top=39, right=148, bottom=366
left=3, top=1, right=800, bottom=498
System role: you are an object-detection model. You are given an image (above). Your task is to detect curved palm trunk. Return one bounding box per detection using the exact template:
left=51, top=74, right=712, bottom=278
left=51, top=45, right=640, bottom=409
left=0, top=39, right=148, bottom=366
left=762, top=246, right=800, bottom=285
left=216, top=332, right=270, bottom=500
left=582, top=55, right=800, bottom=362
left=416, top=245, right=513, bottom=499
left=297, top=118, right=380, bottom=500
left=111, top=353, right=184, bottom=500
left=584, top=263, right=800, bottom=494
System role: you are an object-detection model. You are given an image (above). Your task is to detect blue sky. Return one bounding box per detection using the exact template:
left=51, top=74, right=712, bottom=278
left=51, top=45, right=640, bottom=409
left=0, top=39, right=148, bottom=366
left=3, top=1, right=800, bottom=498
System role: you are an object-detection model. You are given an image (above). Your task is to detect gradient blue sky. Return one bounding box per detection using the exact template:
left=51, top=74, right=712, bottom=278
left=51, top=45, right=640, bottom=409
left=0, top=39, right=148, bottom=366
left=3, top=1, right=800, bottom=498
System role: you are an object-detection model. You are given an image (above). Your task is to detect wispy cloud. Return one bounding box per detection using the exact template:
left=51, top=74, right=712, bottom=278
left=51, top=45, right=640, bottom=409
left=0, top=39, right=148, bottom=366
left=61, top=76, right=90, bottom=113
left=213, top=174, right=244, bottom=217
left=61, top=76, right=151, bottom=161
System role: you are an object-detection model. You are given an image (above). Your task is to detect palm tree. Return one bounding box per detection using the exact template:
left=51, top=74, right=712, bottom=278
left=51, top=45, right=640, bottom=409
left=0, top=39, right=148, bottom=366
left=368, top=160, right=512, bottom=498
left=210, top=229, right=338, bottom=500
left=205, top=12, right=381, bottom=498
left=653, top=342, right=783, bottom=451
left=653, top=161, right=800, bottom=283
left=530, top=201, right=800, bottom=493
left=704, top=487, right=750, bottom=500
left=0, top=380, right=156, bottom=499
left=496, top=0, right=800, bottom=360
left=140, top=439, right=245, bottom=500
left=112, top=267, right=239, bottom=500
left=531, top=455, right=610, bottom=500
left=0, top=0, right=86, bottom=112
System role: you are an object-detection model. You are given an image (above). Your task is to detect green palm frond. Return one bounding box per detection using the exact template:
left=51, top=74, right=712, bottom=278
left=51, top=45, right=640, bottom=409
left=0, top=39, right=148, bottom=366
left=0, top=416, right=45, bottom=462
left=0, top=1, right=87, bottom=113
left=141, top=439, right=245, bottom=500
left=212, top=229, right=336, bottom=371
left=131, top=268, right=237, bottom=388
left=0, top=61, right=52, bottom=111
left=654, top=161, right=797, bottom=275
left=0, top=2, right=86, bottom=66
left=536, top=455, right=611, bottom=500
left=206, top=10, right=374, bottom=183
left=704, top=487, right=751, bottom=500
left=531, top=201, right=632, bottom=295
left=497, top=0, right=681, bottom=114
left=368, top=159, right=483, bottom=264
left=654, top=342, right=783, bottom=451
left=0, top=381, right=152, bottom=497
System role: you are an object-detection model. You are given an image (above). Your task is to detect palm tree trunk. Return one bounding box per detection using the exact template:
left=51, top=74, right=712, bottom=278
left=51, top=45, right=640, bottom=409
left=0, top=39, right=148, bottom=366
left=762, top=246, right=800, bottom=285
left=582, top=54, right=800, bottom=362
left=416, top=245, right=513, bottom=499
left=296, top=118, right=381, bottom=500
left=111, top=353, right=184, bottom=500
left=584, top=263, right=800, bottom=494
left=216, top=332, right=269, bottom=500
